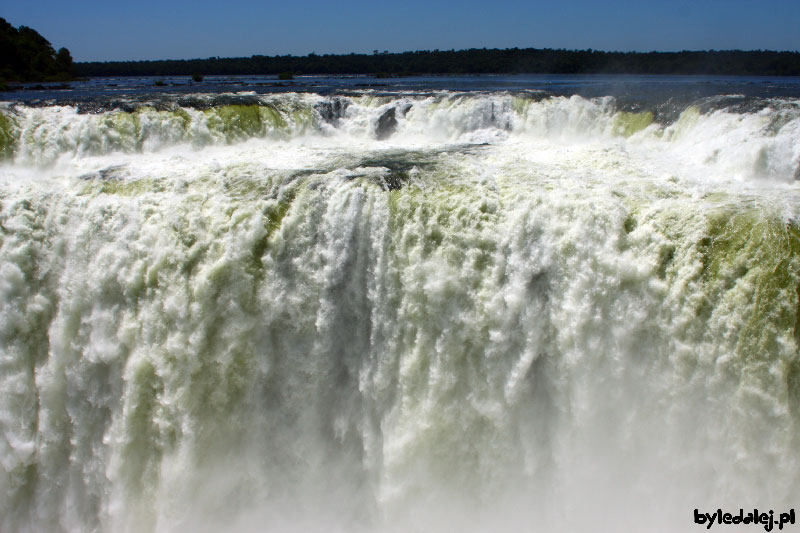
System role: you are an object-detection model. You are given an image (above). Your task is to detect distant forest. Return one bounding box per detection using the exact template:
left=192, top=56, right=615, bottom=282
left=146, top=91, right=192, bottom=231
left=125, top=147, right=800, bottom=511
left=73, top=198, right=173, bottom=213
left=78, top=49, right=800, bottom=77
left=0, top=17, right=76, bottom=82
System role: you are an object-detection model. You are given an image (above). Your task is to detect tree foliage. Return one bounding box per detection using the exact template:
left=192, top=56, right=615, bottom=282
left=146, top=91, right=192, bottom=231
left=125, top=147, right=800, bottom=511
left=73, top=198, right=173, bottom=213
left=77, top=48, right=800, bottom=77
left=0, top=17, right=76, bottom=82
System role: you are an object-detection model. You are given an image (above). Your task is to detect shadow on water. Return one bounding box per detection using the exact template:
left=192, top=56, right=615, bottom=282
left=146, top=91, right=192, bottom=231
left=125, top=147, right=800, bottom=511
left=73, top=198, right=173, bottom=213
left=352, top=144, right=489, bottom=190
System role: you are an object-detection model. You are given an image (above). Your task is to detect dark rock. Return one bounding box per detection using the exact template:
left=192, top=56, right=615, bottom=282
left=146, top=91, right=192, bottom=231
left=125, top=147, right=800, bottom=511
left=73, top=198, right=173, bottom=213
left=376, top=107, right=397, bottom=140
left=382, top=170, right=406, bottom=191
left=316, top=97, right=349, bottom=123
left=78, top=164, right=128, bottom=181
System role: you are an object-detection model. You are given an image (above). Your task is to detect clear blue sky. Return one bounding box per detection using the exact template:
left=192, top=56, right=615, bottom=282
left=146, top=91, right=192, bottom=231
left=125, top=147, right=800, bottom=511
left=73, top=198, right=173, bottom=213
left=4, top=0, right=799, bottom=62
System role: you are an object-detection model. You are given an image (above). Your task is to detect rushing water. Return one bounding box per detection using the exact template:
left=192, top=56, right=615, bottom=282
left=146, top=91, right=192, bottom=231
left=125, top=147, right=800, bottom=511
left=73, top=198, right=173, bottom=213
left=1, top=76, right=800, bottom=532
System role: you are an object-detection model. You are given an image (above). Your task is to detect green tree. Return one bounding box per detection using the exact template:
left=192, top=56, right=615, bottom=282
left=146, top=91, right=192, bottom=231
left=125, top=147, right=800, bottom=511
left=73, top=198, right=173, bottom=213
left=0, top=17, right=77, bottom=82
left=55, top=47, right=75, bottom=76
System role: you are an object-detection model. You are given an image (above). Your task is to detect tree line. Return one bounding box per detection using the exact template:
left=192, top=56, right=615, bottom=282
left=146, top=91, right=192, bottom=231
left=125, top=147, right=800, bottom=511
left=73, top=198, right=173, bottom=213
left=77, top=48, right=800, bottom=77
left=0, top=17, right=76, bottom=82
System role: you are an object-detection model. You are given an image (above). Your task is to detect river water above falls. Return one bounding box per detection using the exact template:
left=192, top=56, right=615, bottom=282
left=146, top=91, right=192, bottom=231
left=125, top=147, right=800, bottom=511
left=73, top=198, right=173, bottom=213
left=1, top=76, right=800, bottom=532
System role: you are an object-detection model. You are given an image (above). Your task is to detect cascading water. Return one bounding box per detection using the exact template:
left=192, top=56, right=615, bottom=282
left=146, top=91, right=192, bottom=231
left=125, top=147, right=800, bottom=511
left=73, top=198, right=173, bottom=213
left=1, top=83, right=799, bottom=532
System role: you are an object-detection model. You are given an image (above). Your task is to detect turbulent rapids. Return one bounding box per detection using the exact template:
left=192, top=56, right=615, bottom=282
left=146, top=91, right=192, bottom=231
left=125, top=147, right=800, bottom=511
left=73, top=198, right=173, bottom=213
left=1, top=85, right=800, bottom=532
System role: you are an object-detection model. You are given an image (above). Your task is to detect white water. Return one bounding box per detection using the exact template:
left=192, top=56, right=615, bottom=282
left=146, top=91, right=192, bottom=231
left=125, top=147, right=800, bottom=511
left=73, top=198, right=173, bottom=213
left=1, top=92, right=799, bottom=532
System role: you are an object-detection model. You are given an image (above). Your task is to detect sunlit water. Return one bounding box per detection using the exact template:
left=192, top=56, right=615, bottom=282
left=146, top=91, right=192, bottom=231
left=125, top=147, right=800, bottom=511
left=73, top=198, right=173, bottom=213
left=1, top=76, right=800, bottom=532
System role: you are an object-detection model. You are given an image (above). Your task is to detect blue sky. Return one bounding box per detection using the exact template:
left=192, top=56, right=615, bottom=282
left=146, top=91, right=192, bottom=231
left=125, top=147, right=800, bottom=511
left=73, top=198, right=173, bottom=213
left=4, top=0, right=800, bottom=61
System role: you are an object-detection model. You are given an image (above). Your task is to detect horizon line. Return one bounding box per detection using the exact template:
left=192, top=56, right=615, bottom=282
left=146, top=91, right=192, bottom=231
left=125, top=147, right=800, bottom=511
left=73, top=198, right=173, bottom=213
left=77, top=46, right=800, bottom=64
